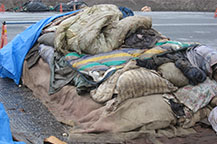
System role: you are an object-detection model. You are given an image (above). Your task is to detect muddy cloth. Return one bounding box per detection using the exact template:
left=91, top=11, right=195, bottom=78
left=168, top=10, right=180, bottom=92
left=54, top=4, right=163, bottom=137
left=136, top=45, right=207, bottom=85
left=169, top=99, right=185, bottom=117
left=118, top=6, right=134, bottom=18
left=55, top=4, right=152, bottom=55
left=22, top=58, right=178, bottom=135
left=91, top=60, right=177, bottom=104
left=25, top=42, right=40, bottom=69
left=186, top=45, right=217, bottom=78
left=49, top=52, right=95, bottom=95
left=50, top=48, right=145, bottom=95
left=174, top=78, right=217, bottom=113
left=22, top=59, right=102, bottom=126
left=136, top=56, right=172, bottom=70
left=174, top=57, right=207, bottom=85
left=123, top=28, right=163, bottom=49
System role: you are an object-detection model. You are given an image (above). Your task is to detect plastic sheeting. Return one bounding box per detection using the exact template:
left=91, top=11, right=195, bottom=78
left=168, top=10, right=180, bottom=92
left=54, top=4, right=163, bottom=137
left=22, top=2, right=49, bottom=12
left=0, top=103, right=25, bottom=144
left=0, top=10, right=79, bottom=84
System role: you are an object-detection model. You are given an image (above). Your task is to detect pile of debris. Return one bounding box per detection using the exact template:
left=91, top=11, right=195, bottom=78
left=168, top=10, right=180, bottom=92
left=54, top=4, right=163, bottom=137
left=1, top=4, right=217, bottom=143
left=9, top=0, right=88, bottom=12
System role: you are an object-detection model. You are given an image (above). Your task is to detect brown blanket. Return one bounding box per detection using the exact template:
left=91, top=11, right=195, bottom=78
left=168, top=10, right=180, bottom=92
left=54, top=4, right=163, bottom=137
left=22, top=58, right=102, bottom=125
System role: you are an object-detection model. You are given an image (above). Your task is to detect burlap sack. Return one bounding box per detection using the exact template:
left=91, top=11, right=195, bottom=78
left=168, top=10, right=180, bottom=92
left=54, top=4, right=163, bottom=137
left=115, top=68, right=178, bottom=104
left=157, top=62, right=189, bottom=87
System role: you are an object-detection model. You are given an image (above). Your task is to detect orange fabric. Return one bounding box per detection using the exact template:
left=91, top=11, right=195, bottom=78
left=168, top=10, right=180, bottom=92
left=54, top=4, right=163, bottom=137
left=60, top=3, right=63, bottom=13
left=0, top=4, right=5, bottom=12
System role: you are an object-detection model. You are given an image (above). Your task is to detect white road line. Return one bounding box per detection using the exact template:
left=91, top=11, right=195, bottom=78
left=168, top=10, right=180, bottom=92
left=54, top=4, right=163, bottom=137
left=153, top=23, right=217, bottom=26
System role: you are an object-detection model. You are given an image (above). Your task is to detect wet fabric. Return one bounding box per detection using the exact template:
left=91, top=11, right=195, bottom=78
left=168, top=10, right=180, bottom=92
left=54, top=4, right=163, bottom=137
left=208, top=106, right=217, bottom=133
left=49, top=52, right=94, bottom=95
left=186, top=45, right=217, bottom=78
left=50, top=48, right=146, bottom=95
left=123, top=28, right=163, bottom=49
left=55, top=4, right=152, bottom=55
left=118, top=6, right=134, bottom=18
left=174, top=78, right=217, bottom=112
left=0, top=103, right=26, bottom=144
left=136, top=56, right=172, bottom=70
left=0, top=10, right=80, bottom=84
left=174, top=57, right=207, bottom=85
left=169, top=99, right=185, bottom=117
left=25, top=42, right=40, bottom=69
left=135, top=40, right=195, bottom=61
left=136, top=45, right=207, bottom=85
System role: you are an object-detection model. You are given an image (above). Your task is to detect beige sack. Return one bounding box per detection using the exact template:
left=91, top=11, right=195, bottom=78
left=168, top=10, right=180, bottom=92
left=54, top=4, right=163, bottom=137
left=115, top=68, right=178, bottom=104
left=157, top=62, right=189, bottom=87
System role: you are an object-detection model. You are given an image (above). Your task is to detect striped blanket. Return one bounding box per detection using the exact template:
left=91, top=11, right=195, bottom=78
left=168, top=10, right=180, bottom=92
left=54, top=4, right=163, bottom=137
left=65, top=48, right=146, bottom=72
left=65, top=41, right=194, bottom=73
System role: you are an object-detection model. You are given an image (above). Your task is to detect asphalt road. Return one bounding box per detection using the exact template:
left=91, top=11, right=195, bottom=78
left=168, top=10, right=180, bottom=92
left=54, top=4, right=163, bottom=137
left=0, top=11, right=217, bottom=48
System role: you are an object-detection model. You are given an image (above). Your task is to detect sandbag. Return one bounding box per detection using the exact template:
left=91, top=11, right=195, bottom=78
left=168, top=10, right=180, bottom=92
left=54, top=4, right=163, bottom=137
left=157, top=62, right=189, bottom=87
left=115, top=68, right=178, bottom=104
left=38, top=32, right=55, bottom=47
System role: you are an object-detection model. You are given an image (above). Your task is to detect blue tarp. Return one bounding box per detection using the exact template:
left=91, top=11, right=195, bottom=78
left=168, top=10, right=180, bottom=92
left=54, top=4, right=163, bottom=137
left=0, top=103, right=25, bottom=144
left=0, top=10, right=79, bottom=84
